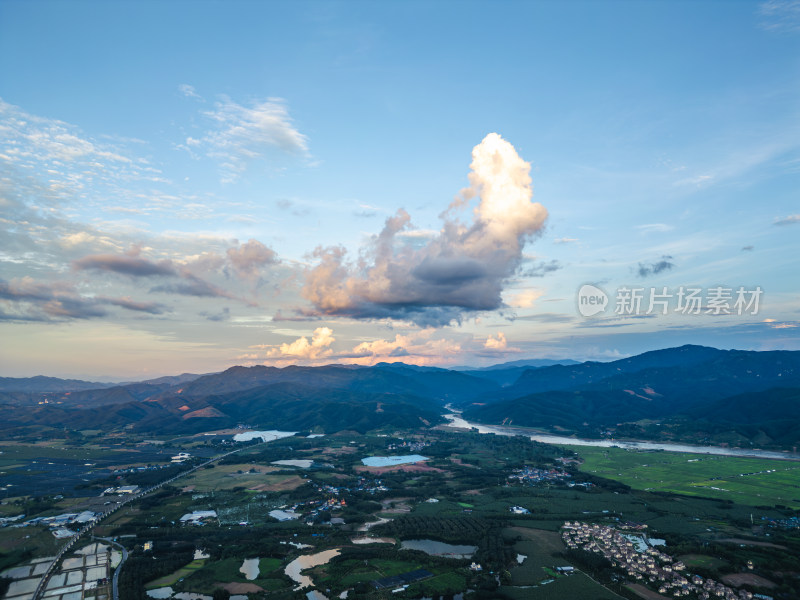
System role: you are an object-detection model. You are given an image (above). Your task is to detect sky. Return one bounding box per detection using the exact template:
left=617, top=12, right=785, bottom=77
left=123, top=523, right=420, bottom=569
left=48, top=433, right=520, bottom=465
left=1, top=0, right=799, bottom=380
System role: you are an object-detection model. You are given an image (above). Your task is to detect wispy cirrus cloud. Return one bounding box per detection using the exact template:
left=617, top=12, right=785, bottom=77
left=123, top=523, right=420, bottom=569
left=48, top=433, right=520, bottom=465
left=758, top=0, right=800, bottom=33
left=178, top=83, right=202, bottom=99
left=636, top=223, right=674, bottom=234
left=774, top=214, right=800, bottom=226
left=184, top=95, right=309, bottom=182
left=0, top=99, right=163, bottom=199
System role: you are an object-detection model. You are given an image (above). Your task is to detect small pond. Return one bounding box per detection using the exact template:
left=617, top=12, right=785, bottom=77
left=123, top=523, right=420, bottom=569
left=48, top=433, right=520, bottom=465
left=240, top=557, right=260, bottom=580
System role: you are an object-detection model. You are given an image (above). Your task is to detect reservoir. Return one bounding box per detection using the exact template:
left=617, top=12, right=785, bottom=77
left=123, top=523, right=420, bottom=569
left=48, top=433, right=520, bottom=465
left=361, top=455, right=428, bottom=467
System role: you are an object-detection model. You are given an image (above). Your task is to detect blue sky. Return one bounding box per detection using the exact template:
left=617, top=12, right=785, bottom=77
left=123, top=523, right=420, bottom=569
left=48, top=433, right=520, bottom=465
left=1, top=0, right=798, bottom=379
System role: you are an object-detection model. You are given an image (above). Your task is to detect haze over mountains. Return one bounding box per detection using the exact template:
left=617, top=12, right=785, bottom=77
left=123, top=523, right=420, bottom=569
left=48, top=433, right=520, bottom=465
left=1, top=345, right=799, bottom=449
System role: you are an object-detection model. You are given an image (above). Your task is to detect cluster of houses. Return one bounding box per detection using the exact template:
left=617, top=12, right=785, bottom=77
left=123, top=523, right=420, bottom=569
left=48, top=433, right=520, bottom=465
left=386, top=439, right=428, bottom=453
left=507, top=466, right=594, bottom=489
left=562, top=522, right=755, bottom=600
left=761, top=515, right=799, bottom=530
left=509, top=466, right=572, bottom=485
left=313, top=477, right=389, bottom=496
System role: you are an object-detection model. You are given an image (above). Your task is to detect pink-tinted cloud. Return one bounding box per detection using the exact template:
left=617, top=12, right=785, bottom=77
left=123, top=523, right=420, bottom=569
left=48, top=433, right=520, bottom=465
left=301, top=133, right=548, bottom=326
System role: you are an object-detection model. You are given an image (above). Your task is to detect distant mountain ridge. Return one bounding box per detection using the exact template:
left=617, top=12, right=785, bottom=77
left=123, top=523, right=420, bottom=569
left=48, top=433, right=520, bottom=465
left=461, top=345, right=800, bottom=449
left=0, top=375, right=115, bottom=393
left=2, top=345, right=799, bottom=449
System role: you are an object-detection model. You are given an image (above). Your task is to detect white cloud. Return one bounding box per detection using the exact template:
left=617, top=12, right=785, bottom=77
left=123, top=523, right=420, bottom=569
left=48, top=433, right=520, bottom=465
left=484, top=332, right=507, bottom=350
left=301, top=133, right=548, bottom=326
left=506, top=289, right=543, bottom=309
left=349, top=329, right=464, bottom=365
left=179, top=84, right=201, bottom=99
left=264, top=327, right=335, bottom=360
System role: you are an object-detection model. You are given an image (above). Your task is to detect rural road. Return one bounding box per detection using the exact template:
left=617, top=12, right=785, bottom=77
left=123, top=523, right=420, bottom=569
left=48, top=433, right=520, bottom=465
left=96, top=537, right=128, bottom=600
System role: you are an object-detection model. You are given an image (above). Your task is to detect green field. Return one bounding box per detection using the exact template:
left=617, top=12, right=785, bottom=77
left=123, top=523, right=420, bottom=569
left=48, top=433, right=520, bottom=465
left=177, top=463, right=306, bottom=492
left=571, top=446, right=800, bottom=508
left=499, top=526, right=625, bottom=599
left=172, top=556, right=289, bottom=593
left=145, top=558, right=207, bottom=588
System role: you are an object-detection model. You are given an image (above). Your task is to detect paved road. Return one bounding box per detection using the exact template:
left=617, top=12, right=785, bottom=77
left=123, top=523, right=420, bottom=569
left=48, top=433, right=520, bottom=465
left=96, top=537, right=128, bottom=600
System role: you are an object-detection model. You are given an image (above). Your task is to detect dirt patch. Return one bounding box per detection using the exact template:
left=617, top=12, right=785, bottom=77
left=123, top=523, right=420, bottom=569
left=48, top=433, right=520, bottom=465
left=232, top=465, right=277, bottom=474
left=219, top=582, right=265, bottom=593
left=717, top=538, right=787, bottom=549
left=351, top=536, right=396, bottom=545
left=381, top=499, right=412, bottom=513
left=626, top=583, right=671, bottom=600
left=322, top=446, right=357, bottom=454
left=190, top=428, right=245, bottom=436
left=249, top=475, right=305, bottom=492
left=509, top=526, right=565, bottom=555
left=181, top=485, right=196, bottom=493
left=722, top=573, right=777, bottom=588
left=463, top=489, right=482, bottom=495
left=448, top=457, right=479, bottom=468
left=182, top=407, right=226, bottom=419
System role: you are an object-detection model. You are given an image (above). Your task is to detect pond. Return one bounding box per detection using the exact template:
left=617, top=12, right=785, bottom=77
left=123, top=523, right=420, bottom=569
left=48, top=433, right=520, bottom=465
left=400, top=539, right=477, bottom=558
left=146, top=589, right=173, bottom=600
left=240, top=557, right=260, bottom=580
left=284, top=548, right=341, bottom=590
left=361, top=455, right=428, bottom=467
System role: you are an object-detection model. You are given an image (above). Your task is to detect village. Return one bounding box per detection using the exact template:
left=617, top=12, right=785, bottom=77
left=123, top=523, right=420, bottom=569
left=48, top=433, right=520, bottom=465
left=562, top=522, right=762, bottom=600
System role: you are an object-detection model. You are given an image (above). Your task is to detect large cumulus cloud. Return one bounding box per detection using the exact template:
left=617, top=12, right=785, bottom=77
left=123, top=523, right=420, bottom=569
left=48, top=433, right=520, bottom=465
left=301, top=133, right=548, bottom=326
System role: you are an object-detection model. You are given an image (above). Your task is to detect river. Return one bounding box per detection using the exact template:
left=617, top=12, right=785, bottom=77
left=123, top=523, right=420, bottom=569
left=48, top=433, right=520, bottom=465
left=442, top=413, right=800, bottom=461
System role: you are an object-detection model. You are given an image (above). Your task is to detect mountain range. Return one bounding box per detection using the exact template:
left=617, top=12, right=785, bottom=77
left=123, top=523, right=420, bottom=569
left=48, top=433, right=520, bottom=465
left=1, top=345, right=798, bottom=449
